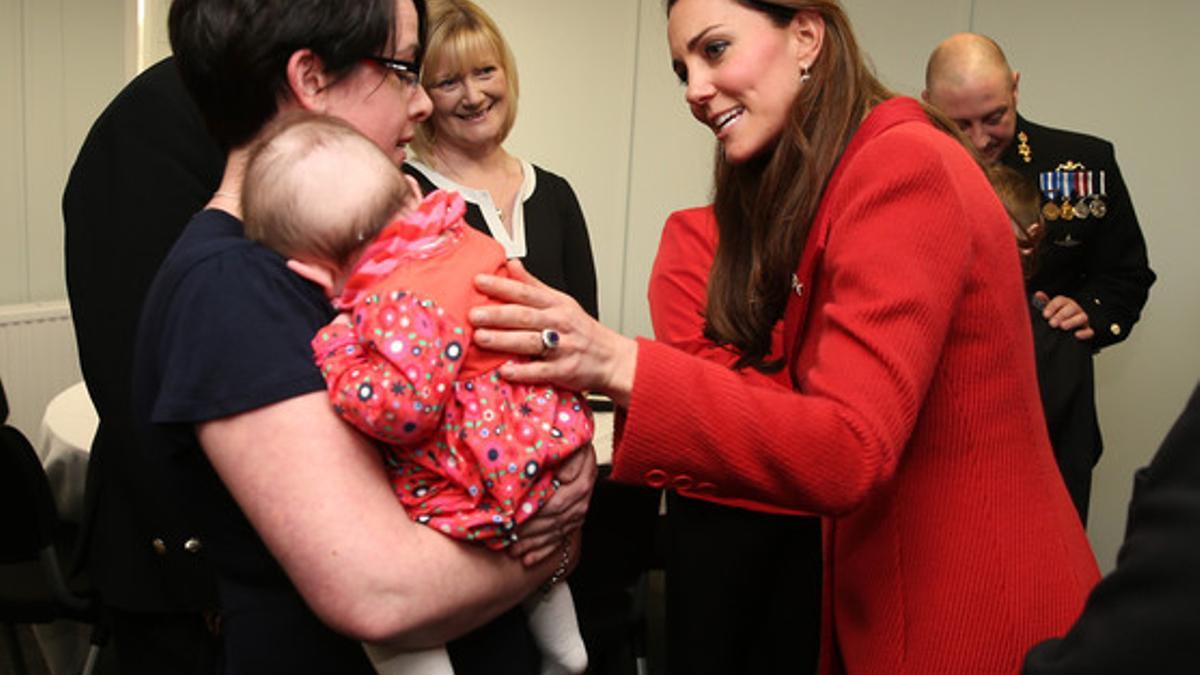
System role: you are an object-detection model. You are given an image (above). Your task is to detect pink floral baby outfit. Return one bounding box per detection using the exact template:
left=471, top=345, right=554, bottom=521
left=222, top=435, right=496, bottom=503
left=311, top=190, right=593, bottom=548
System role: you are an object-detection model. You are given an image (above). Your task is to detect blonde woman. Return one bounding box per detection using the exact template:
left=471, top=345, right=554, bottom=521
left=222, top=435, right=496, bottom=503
left=406, top=3, right=659, bottom=671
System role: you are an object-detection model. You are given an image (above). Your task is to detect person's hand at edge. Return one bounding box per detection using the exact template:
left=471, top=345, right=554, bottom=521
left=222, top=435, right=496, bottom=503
left=469, top=260, right=638, bottom=406
left=510, top=446, right=598, bottom=566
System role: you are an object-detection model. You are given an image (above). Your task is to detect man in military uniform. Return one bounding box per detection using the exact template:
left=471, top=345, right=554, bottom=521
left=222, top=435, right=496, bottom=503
left=922, top=33, right=1156, bottom=523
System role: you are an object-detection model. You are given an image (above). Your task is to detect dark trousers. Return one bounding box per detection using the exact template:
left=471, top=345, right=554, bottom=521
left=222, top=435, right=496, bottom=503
left=570, top=475, right=662, bottom=675
left=664, top=494, right=821, bottom=675
left=98, top=608, right=219, bottom=675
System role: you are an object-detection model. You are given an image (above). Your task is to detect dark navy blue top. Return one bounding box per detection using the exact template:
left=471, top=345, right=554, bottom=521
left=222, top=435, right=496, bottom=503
left=134, top=208, right=538, bottom=674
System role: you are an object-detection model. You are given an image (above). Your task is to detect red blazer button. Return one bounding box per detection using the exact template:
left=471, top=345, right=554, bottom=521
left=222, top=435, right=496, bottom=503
left=671, top=475, right=694, bottom=490
left=645, top=469, right=668, bottom=488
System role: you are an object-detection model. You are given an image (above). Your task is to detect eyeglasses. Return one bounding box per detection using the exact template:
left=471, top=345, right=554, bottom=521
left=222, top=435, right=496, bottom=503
left=366, top=56, right=420, bottom=88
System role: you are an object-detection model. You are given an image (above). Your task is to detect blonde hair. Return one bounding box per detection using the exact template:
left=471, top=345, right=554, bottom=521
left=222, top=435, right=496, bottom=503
left=243, top=112, right=411, bottom=269
left=412, top=0, right=520, bottom=157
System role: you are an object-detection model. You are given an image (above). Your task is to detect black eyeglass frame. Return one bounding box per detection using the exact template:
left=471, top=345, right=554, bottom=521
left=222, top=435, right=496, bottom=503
left=366, top=56, right=421, bottom=87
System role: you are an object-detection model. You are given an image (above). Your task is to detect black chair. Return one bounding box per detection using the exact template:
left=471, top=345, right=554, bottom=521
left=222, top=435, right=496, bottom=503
left=0, top=377, right=104, bottom=675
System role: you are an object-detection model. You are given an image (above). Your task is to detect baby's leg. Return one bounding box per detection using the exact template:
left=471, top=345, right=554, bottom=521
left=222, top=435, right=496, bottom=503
left=523, top=584, right=588, bottom=675
left=362, top=642, right=456, bottom=675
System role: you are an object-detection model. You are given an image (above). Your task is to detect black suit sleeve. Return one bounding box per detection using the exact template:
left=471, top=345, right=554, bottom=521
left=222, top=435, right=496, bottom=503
left=65, top=57, right=223, bottom=433
left=1023, top=383, right=1200, bottom=674
left=62, top=57, right=223, bottom=608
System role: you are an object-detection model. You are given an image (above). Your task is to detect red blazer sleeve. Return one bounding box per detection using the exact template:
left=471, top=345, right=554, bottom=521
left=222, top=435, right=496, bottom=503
left=649, top=206, right=789, bottom=389
left=614, top=129, right=976, bottom=514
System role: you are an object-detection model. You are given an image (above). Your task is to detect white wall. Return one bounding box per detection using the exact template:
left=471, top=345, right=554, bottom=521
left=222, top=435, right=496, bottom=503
left=968, top=0, right=1200, bottom=571
left=477, top=0, right=643, bottom=331
left=4, top=0, right=1197, bottom=573
left=0, top=0, right=126, bottom=306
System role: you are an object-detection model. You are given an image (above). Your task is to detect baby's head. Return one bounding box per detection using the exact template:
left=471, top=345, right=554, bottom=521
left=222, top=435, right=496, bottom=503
left=986, top=164, right=1044, bottom=277
left=243, top=112, right=419, bottom=295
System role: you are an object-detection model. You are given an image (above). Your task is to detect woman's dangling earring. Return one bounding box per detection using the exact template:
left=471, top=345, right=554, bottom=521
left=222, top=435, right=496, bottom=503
left=800, top=64, right=812, bottom=83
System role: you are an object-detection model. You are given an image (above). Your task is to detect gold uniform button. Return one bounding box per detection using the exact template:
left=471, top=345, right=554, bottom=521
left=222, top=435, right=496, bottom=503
left=184, top=537, right=203, bottom=554
left=151, top=538, right=167, bottom=555
left=1110, top=323, right=1122, bottom=336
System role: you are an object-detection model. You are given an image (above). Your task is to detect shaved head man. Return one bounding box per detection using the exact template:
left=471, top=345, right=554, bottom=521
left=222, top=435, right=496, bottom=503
left=921, top=32, right=1157, bottom=527
left=923, top=33, right=1019, bottom=164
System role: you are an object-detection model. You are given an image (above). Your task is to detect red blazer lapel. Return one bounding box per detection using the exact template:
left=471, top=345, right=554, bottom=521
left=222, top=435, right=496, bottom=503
left=781, top=97, right=933, bottom=388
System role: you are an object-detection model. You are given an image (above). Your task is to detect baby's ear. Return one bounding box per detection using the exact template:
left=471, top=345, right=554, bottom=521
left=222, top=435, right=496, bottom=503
left=286, top=258, right=337, bottom=298
left=400, top=174, right=423, bottom=212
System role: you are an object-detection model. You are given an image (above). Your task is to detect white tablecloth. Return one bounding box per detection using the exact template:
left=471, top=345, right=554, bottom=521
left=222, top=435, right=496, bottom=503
left=31, top=381, right=97, bottom=675
left=35, top=381, right=97, bottom=524
left=593, top=410, right=614, bottom=466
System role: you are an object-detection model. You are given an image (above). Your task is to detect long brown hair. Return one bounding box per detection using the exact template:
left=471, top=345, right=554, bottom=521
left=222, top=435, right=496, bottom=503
left=668, top=0, right=894, bottom=370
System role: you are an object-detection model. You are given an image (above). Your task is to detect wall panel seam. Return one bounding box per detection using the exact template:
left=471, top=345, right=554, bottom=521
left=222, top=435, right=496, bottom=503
left=16, top=0, right=31, bottom=300
left=617, top=0, right=646, bottom=335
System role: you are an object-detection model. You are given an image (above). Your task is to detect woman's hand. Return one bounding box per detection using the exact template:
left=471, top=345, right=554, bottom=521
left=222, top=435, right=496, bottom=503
left=509, top=446, right=597, bottom=565
left=469, top=260, right=639, bottom=405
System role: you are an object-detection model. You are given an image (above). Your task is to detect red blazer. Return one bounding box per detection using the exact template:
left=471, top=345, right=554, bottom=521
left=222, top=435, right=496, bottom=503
left=613, top=98, right=1098, bottom=674
left=648, top=204, right=809, bottom=517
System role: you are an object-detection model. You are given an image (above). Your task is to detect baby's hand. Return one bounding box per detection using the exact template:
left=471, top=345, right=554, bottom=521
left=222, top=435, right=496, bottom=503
left=331, top=311, right=353, bottom=328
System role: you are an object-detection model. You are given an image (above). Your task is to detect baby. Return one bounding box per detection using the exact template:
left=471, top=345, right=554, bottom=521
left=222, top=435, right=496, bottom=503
left=987, top=164, right=1045, bottom=279
left=242, top=112, right=591, bottom=675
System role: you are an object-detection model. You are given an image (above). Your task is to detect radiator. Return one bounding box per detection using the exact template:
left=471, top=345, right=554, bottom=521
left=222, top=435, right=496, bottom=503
left=0, top=300, right=82, bottom=438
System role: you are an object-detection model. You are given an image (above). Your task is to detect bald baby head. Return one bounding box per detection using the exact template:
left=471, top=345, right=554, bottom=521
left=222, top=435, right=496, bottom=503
left=923, top=33, right=1020, bottom=164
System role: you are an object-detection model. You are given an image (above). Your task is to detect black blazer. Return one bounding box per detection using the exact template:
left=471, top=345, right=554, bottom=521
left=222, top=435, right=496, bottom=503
left=1023, top=383, right=1200, bottom=673
left=1001, top=115, right=1155, bottom=350
left=63, top=57, right=223, bottom=611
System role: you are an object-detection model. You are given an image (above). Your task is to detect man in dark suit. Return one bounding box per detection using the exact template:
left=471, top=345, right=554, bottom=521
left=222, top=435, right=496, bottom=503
left=923, top=33, right=1155, bottom=523
left=62, top=57, right=223, bottom=673
left=1023, top=383, right=1200, bottom=673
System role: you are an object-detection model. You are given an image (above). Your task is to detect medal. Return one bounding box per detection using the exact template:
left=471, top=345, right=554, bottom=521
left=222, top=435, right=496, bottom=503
left=1059, top=172, right=1074, bottom=221
left=1039, top=171, right=1061, bottom=221
left=1060, top=199, right=1075, bottom=220
left=1089, top=170, right=1107, bottom=219
left=1042, top=200, right=1061, bottom=221
left=1072, top=172, right=1089, bottom=219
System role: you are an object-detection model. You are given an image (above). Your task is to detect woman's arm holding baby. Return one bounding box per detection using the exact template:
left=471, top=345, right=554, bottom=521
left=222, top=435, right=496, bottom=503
left=197, top=391, right=582, bottom=647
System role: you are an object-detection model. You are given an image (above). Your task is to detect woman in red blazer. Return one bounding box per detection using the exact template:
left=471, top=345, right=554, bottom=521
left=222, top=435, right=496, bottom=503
left=469, top=0, right=1099, bottom=672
